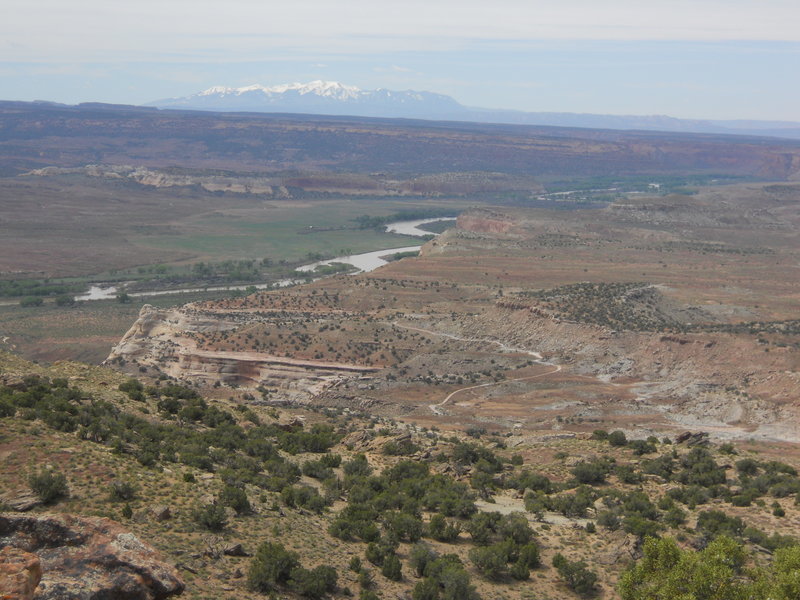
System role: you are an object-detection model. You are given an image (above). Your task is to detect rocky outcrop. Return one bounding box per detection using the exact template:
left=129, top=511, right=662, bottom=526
left=106, top=304, right=239, bottom=364
left=457, top=209, right=517, bottom=235
left=0, top=546, right=42, bottom=600
left=106, top=304, right=379, bottom=396
left=24, top=165, right=278, bottom=196
left=0, top=512, right=184, bottom=599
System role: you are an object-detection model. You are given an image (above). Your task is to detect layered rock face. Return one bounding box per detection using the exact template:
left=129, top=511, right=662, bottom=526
left=106, top=303, right=378, bottom=396
left=0, top=513, right=184, bottom=599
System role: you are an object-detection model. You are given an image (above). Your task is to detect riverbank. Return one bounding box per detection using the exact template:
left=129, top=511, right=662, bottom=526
left=73, top=218, right=455, bottom=302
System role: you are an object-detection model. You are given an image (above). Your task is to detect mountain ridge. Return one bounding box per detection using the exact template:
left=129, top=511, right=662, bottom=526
left=148, top=80, right=800, bottom=140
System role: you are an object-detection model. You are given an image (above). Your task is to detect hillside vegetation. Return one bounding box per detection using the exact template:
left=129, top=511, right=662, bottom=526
left=3, top=353, right=800, bottom=599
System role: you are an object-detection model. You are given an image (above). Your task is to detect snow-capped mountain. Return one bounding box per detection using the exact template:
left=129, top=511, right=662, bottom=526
left=147, top=81, right=800, bottom=139
left=148, top=80, right=464, bottom=119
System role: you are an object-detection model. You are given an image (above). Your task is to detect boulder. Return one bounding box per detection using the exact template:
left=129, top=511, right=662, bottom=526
left=0, top=512, right=184, bottom=599
left=0, top=546, right=42, bottom=600
left=151, top=506, right=171, bottom=522
left=0, top=491, right=42, bottom=512
left=675, top=431, right=710, bottom=446
left=222, top=543, right=250, bottom=557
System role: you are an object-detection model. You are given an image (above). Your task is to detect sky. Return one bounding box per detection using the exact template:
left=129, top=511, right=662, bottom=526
left=1, top=0, right=799, bottom=121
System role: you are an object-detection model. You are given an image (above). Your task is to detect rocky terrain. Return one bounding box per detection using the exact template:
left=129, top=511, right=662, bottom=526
left=0, top=513, right=184, bottom=599
left=21, top=164, right=544, bottom=198
left=106, top=182, right=800, bottom=443
left=2, top=350, right=800, bottom=600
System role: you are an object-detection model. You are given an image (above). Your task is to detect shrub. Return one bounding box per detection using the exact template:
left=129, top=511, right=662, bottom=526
left=628, top=439, right=657, bottom=456
left=552, top=553, right=598, bottom=596
left=412, top=578, right=440, bottom=600
left=428, top=514, right=461, bottom=543
left=343, top=454, right=372, bottom=477
left=20, top=297, right=43, bottom=307
left=469, top=544, right=508, bottom=581
left=664, top=506, right=687, bottom=528
left=384, top=511, right=423, bottom=542
left=510, top=559, right=530, bottom=580
left=193, top=502, right=227, bottom=531
left=517, top=542, right=540, bottom=568
left=696, top=509, right=744, bottom=539
left=619, top=536, right=749, bottom=600
left=572, top=460, right=610, bottom=485
left=466, top=512, right=501, bottom=545
left=290, top=565, right=338, bottom=599
left=736, top=458, right=760, bottom=476
left=219, top=484, right=251, bottom=515
left=597, top=510, right=621, bottom=531
left=281, top=485, right=327, bottom=513
left=497, top=513, right=533, bottom=545
left=365, top=536, right=398, bottom=567
left=248, top=541, right=300, bottom=591
left=28, top=470, right=68, bottom=504
left=409, top=542, right=438, bottom=577
left=608, top=431, right=628, bottom=447
left=382, top=439, right=420, bottom=456
left=55, top=294, right=76, bottom=307
left=381, top=555, right=402, bottom=581
left=349, top=556, right=362, bottom=573
left=108, top=480, right=137, bottom=502
left=302, top=459, right=334, bottom=480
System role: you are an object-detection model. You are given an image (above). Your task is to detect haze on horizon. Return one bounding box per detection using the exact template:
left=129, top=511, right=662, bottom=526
left=1, top=0, right=798, bottom=122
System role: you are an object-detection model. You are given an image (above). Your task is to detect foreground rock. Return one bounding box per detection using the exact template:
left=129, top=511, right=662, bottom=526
left=0, top=546, right=42, bottom=600
left=0, top=512, right=184, bottom=599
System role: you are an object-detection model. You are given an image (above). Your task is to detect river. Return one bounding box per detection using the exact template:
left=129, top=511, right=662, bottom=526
left=73, top=217, right=454, bottom=302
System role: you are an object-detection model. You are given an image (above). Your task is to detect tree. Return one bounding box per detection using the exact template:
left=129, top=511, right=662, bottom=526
left=619, top=536, right=746, bottom=600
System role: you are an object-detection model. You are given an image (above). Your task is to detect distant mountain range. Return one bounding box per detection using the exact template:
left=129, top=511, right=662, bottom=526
left=148, top=80, right=800, bottom=140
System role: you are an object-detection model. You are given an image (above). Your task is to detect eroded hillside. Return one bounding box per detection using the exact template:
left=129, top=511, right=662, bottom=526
left=107, top=183, right=800, bottom=442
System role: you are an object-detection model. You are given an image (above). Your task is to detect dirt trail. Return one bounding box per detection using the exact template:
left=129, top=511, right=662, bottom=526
left=389, top=321, right=562, bottom=414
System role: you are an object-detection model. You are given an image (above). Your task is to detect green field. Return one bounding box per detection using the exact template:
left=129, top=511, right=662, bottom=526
left=0, top=177, right=468, bottom=364
left=128, top=199, right=465, bottom=265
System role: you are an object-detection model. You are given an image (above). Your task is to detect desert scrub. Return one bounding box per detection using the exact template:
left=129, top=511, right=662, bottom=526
left=28, top=469, right=69, bottom=504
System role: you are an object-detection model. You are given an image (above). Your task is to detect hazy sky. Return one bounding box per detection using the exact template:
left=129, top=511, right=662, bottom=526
left=2, top=0, right=799, bottom=120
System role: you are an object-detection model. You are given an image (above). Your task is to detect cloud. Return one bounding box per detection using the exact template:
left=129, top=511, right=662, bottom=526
left=2, top=0, right=798, bottom=63
left=372, top=65, right=415, bottom=73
